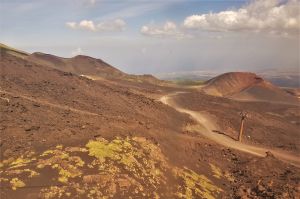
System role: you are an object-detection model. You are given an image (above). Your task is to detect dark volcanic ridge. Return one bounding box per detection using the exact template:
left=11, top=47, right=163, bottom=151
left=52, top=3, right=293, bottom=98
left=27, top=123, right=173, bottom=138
left=0, top=43, right=164, bottom=86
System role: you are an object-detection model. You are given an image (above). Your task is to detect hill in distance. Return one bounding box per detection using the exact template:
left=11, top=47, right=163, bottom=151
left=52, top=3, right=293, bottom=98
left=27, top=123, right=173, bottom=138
left=0, top=43, right=164, bottom=86
left=202, top=72, right=299, bottom=105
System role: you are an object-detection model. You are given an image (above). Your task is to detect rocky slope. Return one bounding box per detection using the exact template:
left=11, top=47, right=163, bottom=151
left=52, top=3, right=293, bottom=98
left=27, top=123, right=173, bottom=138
left=1, top=45, right=299, bottom=198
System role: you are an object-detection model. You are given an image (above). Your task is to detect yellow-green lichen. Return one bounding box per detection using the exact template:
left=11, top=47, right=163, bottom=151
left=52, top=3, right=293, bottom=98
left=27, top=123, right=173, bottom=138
left=0, top=136, right=225, bottom=199
left=10, top=178, right=25, bottom=190
left=224, top=171, right=235, bottom=182
left=39, top=186, right=67, bottom=199
left=40, top=150, right=55, bottom=157
left=9, top=156, right=31, bottom=169
left=36, top=147, right=84, bottom=184
left=209, top=163, right=222, bottom=179
left=58, top=176, right=68, bottom=183
left=85, top=137, right=167, bottom=197
left=86, top=138, right=121, bottom=161
left=0, top=153, right=39, bottom=191
left=24, top=169, right=40, bottom=178
left=175, top=167, right=223, bottom=199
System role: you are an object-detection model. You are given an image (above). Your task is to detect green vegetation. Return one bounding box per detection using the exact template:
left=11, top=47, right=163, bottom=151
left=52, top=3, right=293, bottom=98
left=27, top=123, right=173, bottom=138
left=10, top=178, right=26, bottom=190
left=209, top=163, right=222, bottom=179
left=0, top=136, right=227, bottom=198
left=175, top=167, right=223, bottom=199
left=37, top=146, right=85, bottom=183
left=0, top=151, right=39, bottom=190
left=85, top=136, right=168, bottom=197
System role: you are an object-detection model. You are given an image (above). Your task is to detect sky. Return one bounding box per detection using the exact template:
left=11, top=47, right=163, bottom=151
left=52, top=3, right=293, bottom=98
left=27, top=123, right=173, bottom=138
left=0, top=0, right=299, bottom=75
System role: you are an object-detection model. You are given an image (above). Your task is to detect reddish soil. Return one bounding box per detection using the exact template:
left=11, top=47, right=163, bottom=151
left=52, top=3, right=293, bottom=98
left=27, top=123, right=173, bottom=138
left=0, top=52, right=191, bottom=155
left=1, top=45, right=299, bottom=198
left=173, top=92, right=300, bottom=153
left=202, top=72, right=299, bottom=105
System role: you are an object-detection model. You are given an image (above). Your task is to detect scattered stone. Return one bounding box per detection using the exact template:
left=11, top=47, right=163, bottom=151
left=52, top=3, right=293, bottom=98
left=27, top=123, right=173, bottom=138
left=0, top=126, right=6, bottom=130
left=117, top=178, right=131, bottom=191
left=3, top=149, right=13, bottom=157
left=257, top=184, right=265, bottom=192
left=265, top=151, right=275, bottom=158
left=63, top=72, right=73, bottom=76
left=25, top=126, right=40, bottom=131
left=93, top=134, right=101, bottom=138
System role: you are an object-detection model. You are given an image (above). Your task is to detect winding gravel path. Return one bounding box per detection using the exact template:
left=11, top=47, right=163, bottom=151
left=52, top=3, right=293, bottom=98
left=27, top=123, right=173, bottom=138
left=160, top=92, right=300, bottom=168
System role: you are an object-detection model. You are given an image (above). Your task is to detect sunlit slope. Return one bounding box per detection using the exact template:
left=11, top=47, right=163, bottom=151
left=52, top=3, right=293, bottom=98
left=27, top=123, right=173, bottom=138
left=0, top=43, right=29, bottom=58
left=202, top=72, right=299, bottom=105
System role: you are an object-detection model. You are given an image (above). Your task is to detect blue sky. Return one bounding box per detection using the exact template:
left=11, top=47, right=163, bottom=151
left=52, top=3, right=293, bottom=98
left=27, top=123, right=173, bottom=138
left=1, top=0, right=299, bottom=75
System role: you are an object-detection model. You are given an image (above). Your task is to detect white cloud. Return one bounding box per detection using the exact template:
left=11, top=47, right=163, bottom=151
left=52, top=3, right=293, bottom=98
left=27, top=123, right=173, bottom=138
left=97, top=19, right=126, bottom=31
left=183, top=0, right=300, bottom=35
left=141, top=21, right=190, bottom=39
left=66, top=19, right=126, bottom=32
left=79, top=20, right=96, bottom=31
left=71, top=47, right=83, bottom=56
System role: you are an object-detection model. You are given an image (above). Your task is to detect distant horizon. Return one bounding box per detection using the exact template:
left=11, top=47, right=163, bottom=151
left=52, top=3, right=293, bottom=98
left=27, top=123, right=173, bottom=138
left=1, top=0, right=299, bottom=74
left=2, top=41, right=299, bottom=81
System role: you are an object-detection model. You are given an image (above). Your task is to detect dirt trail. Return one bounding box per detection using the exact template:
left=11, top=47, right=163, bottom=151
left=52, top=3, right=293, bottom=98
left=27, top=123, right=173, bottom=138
left=0, top=90, right=101, bottom=117
left=160, top=93, right=300, bottom=168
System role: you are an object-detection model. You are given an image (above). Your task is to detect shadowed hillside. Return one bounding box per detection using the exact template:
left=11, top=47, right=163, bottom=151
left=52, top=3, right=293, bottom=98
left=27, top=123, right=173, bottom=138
left=28, top=53, right=126, bottom=79
left=0, top=43, right=164, bottom=86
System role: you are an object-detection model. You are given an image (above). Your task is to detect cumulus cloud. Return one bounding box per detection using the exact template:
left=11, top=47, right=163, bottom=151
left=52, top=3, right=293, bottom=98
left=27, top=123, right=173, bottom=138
left=79, top=20, right=96, bottom=31
left=141, top=21, right=190, bottom=39
left=66, top=19, right=126, bottom=32
left=97, top=19, right=126, bottom=31
left=183, top=0, right=300, bottom=35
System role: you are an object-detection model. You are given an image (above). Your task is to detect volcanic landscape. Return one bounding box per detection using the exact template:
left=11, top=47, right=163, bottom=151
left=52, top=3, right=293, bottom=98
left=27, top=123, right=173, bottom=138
left=0, top=44, right=300, bottom=199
